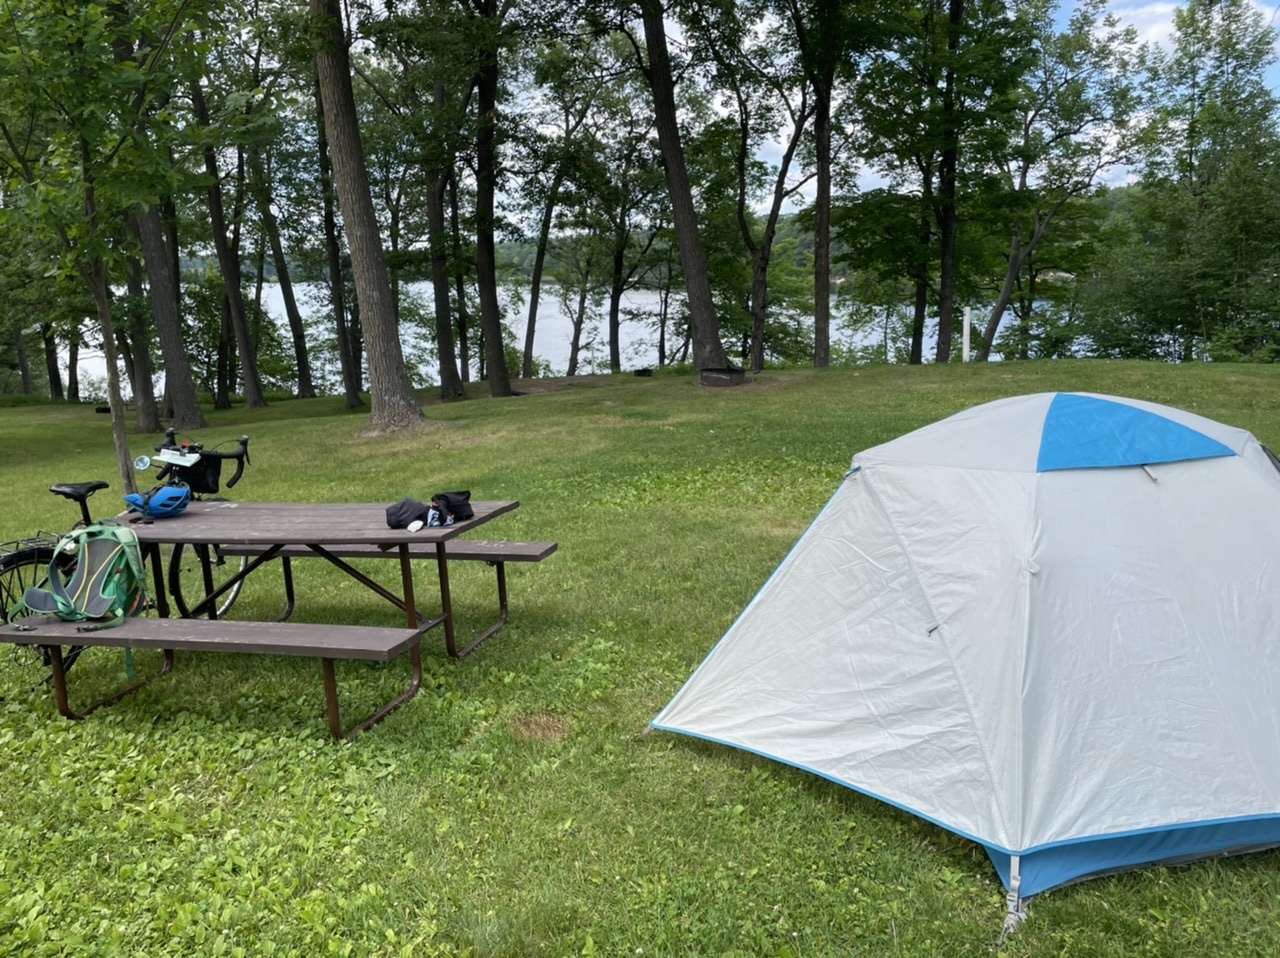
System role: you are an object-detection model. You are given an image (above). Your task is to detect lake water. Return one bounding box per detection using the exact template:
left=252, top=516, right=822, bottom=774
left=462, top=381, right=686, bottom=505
left=74, top=281, right=947, bottom=396
left=266, top=281, right=668, bottom=381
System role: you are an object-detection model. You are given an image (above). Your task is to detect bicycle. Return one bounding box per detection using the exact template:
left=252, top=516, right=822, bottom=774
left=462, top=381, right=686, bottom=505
left=0, top=429, right=252, bottom=635
left=139, top=428, right=252, bottom=618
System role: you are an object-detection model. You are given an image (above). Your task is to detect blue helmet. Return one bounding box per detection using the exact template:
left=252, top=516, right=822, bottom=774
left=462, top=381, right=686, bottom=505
left=124, top=483, right=191, bottom=519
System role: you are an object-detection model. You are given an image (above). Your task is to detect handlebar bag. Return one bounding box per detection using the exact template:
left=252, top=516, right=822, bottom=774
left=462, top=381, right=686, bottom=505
left=174, top=456, right=222, bottom=494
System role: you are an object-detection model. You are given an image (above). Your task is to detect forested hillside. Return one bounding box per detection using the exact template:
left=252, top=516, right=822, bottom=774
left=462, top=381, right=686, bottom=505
left=2, top=1, right=1276, bottom=427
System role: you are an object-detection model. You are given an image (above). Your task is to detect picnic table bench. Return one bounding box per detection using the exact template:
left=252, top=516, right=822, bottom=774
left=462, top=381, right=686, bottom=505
left=219, top=539, right=557, bottom=658
left=0, top=615, right=423, bottom=740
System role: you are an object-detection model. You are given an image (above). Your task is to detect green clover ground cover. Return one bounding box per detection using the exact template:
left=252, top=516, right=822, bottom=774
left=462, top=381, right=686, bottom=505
left=2, top=361, right=1280, bottom=957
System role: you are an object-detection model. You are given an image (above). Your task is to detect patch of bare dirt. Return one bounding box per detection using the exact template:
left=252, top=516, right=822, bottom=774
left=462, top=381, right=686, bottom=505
left=510, top=712, right=572, bottom=743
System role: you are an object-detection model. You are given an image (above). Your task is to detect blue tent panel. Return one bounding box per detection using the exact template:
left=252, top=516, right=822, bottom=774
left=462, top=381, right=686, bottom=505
left=1037, top=394, right=1235, bottom=473
left=986, top=818, right=1280, bottom=897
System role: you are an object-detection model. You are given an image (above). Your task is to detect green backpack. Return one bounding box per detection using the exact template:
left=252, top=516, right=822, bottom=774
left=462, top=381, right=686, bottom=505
left=8, top=522, right=151, bottom=631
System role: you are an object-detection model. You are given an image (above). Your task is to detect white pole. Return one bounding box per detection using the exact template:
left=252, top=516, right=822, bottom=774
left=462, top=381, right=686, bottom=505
left=963, top=306, right=971, bottom=363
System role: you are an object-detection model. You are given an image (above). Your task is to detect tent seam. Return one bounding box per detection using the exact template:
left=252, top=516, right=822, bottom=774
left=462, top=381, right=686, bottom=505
left=859, top=464, right=1018, bottom=848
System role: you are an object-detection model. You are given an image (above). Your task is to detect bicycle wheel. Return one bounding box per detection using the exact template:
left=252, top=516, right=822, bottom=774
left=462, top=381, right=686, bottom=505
left=0, top=543, right=86, bottom=671
left=0, top=545, right=65, bottom=622
left=167, top=542, right=247, bottom=618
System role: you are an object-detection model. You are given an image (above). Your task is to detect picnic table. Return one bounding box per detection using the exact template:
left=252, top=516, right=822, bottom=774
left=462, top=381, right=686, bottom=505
left=0, top=499, right=555, bottom=738
left=136, top=499, right=524, bottom=646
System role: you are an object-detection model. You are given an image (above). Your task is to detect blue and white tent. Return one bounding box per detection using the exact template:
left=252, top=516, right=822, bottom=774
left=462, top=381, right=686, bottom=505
left=652, top=393, right=1280, bottom=927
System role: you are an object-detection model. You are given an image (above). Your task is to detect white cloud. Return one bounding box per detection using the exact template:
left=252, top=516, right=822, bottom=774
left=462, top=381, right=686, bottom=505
left=1107, top=0, right=1280, bottom=60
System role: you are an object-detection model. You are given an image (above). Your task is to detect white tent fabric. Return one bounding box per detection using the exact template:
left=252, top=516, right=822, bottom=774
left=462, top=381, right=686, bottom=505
left=652, top=393, right=1280, bottom=900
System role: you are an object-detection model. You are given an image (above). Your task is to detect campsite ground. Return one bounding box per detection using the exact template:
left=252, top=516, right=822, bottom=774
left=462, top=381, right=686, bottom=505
left=2, top=360, right=1278, bottom=957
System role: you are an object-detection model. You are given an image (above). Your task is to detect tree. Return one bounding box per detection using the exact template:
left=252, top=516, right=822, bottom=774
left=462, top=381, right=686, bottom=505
left=0, top=0, right=215, bottom=487
left=974, top=0, right=1139, bottom=361
left=782, top=0, right=874, bottom=368
left=631, top=0, right=728, bottom=370
left=311, top=0, right=424, bottom=431
left=1088, top=0, right=1280, bottom=361
left=512, top=37, right=602, bottom=378
left=686, top=0, right=816, bottom=372
left=858, top=0, right=1025, bottom=363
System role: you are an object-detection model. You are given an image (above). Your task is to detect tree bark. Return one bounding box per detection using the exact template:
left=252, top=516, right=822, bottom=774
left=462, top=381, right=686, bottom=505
left=448, top=173, right=472, bottom=382
left=249, top=149, right=316, bottom=397
left=425, top=81, right=465, bottom=400
left=41, top=325, right=63, bottom=400
left=315, top=76, right=364, bottom=408
left=428, top=176, right=465, bottom=400
left=934, top=0, right=965, bottom=364
left=134, top=204, right=207, bottom=429
left=124, top=255, right=161, bottom=432
left=312, top=0, right=422, bottom=429
left=523, top=167, right=564, bottom=379
left=66, top=333, right=80, bottom=402
left=191, top=80, right=267, bottom=408
left=474, top=41, right=513, bottom=397
left=812, top=74, right=832, bottom=368
left=639, top=0, right=727, bottom=371
left=15, top=327, right=32, bottom=394
left=81, top=252, right=136, bottom=493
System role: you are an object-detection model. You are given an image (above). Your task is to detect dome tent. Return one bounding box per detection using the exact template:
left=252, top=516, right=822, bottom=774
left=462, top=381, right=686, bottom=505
left=652, top=393, right=1280, bottom=929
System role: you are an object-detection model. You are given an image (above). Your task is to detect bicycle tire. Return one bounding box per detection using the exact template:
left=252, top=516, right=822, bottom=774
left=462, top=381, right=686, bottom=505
left=0, top=544, right=86, bottom=672
left=0, top=545, right=65, bottom=622
left=167, top=542, right=246, bottom=618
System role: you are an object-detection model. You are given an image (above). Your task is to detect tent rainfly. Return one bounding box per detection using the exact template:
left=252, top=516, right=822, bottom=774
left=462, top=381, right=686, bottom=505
left=652, top=392, right=1280, bottom=929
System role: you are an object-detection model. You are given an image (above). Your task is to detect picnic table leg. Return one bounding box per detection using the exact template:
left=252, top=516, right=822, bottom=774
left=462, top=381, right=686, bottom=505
left=449, top=559, right=510, bottom=659
left=274, top=556, right=296, bottom=622
left=45, top=644, right=175, bottom=720
left=145, top=543, right=171, bottom=618
left=320, top=644, right=423, bottom=740
left=399, top=544, right=416, bottom=629
left=434, top=543, right=457, bottom=657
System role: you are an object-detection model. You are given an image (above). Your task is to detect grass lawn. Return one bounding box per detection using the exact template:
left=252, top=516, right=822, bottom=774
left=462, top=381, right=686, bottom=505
left=2, top=360, right=1280, bottom=957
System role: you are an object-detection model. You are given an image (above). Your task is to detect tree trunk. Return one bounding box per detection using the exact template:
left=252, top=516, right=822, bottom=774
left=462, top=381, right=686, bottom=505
left=609, top=242, right=626, bottom=373
left=474, top=45, right=513, bottom=397
left=216, top=296, right=233, bottom=410
left=934, top=0, right=965, bottom=364
left=315, top=77, right=364, bottom=408
left=312, top=0, right=422, bottom=430
left=81, top=253, right=137, bottom=493
left=427, top=173, right=465, bottom=400
left=748, top=249, right=769, bottom=372
left=191, top=80, right=268, bottom=408
left=66, top=333, right=80, bottom=402
left=640, top=0, right=727, bottom=371
left=124, top=255, right=161, bottom=432
left=523, top=168, right=565, bottom=379
left=977, top=234, right=1026, bottom=362
left=568, top=282, right=589, bottom=376
left=449, top=174, right=472, bottom=382
left=41, top=325, right=63, bottom=400
left=70, top=157, right=136, bottom=496
left=134, top=204, right=206, bottom=429
left=15, top=327, right=33, bottom=394
left=812, top=74, right=832, bottom=368
left=249, top=149, right=316, bottom=398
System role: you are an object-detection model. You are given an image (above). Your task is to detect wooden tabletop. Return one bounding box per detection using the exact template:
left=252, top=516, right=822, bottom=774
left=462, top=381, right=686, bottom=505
left=121, top=500, right=520, bottom=546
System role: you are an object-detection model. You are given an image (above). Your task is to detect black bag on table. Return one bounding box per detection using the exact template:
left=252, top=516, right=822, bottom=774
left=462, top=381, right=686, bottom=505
left=431, top=491, right=473, bottom=521
left=386, top=497, right=432, bottom=529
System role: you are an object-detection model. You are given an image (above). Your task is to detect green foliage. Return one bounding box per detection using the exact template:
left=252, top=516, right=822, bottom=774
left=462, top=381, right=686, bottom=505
left=4, top=364, right=1280, bottom=955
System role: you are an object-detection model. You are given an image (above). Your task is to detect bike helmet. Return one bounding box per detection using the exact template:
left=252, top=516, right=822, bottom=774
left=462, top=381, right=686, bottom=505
left=124, top=483, right=191, bottom=519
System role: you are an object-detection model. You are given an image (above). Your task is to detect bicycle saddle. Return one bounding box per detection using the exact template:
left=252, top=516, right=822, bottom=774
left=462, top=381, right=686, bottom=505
left=49, top=481, right=110, bottom=503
